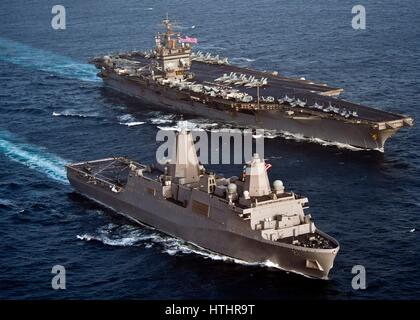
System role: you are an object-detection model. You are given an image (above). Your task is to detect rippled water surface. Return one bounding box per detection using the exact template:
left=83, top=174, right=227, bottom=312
left=0, top=0, right=419, bottom=299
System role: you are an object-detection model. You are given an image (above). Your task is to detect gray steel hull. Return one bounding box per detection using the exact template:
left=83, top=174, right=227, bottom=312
left=68, top=170, right=338, bottom=279
left=102, top=74, right=396, bottom=150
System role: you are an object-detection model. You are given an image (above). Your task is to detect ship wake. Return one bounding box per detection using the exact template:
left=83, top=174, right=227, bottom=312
left=230, top=56, right=256, bottom=66
left=52, top=110, right=101, bottom=119
left=0, top=37, right=99, bottom=82
left=0, top=130, right=68, bottom=184
left=118, top=114, right=145, bottom=126
left=148, top=112, right=177, bottom=125
left=266, top=130, right=368, bottom=151
left=76, top=220, right=292, bottom=272
left=155, top=118, right=369, bottom=152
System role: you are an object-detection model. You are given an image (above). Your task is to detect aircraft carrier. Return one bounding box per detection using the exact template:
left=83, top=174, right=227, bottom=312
left=66, top=128, right=340, bottom=279
left=90, top=15, right=413, bottom=151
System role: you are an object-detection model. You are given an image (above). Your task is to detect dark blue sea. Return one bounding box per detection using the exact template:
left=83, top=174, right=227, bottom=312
left=0, top=0, right=419, bottom=299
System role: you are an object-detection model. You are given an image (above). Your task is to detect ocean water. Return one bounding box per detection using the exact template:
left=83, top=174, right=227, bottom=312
left=0, top=0, right=419, bottom=299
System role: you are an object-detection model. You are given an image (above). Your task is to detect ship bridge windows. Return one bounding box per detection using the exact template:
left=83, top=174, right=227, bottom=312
left=199, top=175, right=216, bottom=194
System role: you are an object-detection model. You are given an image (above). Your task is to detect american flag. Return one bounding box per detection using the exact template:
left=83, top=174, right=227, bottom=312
left=265, top=163, right=272, bottom=171
left=178, top=36, right=198, bottom=44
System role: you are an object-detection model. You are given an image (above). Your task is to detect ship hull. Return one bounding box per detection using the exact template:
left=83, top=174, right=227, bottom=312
left=68, top=169, right=338, bottom=279
left=102, top=73, right=396, bottom=150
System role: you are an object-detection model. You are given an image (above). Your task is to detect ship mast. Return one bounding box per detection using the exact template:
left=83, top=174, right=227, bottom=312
left=154, top=15, right=194, bottom=79
left=167, top=128, right=201, bottom=184
left=161, top=13, right=176, bottom=48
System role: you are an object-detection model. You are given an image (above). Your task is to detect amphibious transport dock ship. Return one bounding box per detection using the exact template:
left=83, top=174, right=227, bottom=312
left=66, top=129, right=339, bottom=279
left=90, top=16, right=413, bottom=150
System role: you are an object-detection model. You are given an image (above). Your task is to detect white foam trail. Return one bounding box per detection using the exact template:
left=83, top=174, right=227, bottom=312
left=264, top=129, right=366, bottom=151
left=120, top=121, right=145, bottom=127
left=52, top=110, right=98, bottom=118
left=230, top=57, right=256, bottom=66
left=232, top=57, right=255, bottom=62
left=118, top=114, right=134, bottom=122
left=77, top=223, right=159, bottom=247
left=77, top=219, right=293, bottom=272
left=150, top=118, right=173, bottom=124
left=156, top=116, right=365, bottom=152
left=157, top=119, right=218, bottom=131
left=0, top=131, right=68, bottom=184
left=0, top=37, right=99, bottom=82
left=118, top=114, right=145, bottom=126
left=149, top=113, right=176, bottom=124
left=77, top=233, right=141, bottom=246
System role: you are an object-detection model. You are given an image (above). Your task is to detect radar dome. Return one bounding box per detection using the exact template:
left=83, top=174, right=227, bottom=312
left=273, top=180, right=284, bottom=192
left=227, top=183, right=237, bottom=194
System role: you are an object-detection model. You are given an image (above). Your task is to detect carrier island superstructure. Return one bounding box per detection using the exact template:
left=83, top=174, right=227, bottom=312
left=90, top=16, right=413, bottom=151
left=66, top=128, right=339, bottom=279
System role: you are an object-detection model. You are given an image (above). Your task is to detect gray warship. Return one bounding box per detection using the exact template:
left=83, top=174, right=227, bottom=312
left=66, top=129, right=339, bottom=279
left=90, top=16, right=413, bottom=151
